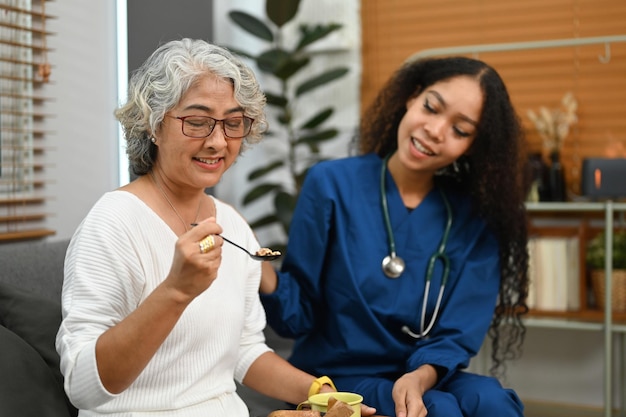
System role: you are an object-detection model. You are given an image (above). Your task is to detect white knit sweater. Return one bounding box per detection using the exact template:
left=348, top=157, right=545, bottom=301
left=56, top=191, right=271, bottom=416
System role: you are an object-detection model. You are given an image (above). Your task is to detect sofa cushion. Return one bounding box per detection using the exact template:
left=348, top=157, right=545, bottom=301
left=0, top=281, right=78, bottom=416
left=0, top=239, right=69, bottom=302
left=0, top=325, right=71, bottom=417
left=0, top=281, right=63, bottom=377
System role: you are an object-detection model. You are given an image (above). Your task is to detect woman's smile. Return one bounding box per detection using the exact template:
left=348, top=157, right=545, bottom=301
left=411, top=136, right=436, bottom=156
left=193, top=156, right=222, bottom=166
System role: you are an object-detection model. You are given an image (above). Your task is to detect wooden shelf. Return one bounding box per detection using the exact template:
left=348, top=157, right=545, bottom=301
left=528, top=309, right=626, bottom=324
left=0, top=228, right=55, bottom=241
left=524, top=202, right=626, bottom=417
left=527, top=204, right=626, bottom=315
left=0, top=214, right=46, bottom=223
left=0, top=196, right=46, bottom=205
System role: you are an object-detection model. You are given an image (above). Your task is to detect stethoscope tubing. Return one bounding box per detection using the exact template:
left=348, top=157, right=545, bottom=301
left=380, top=156, right=398, bottom=258
left=380, top=154, right=453, bottom=339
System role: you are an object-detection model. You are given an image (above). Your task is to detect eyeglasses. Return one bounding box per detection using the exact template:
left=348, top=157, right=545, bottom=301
left=169, top=115, right=254, bottom=139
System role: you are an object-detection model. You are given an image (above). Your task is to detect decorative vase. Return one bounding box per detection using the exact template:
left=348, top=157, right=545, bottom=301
left=547, top=150, right=566, bottom=201
left=526, top=153, right=550, bottom=202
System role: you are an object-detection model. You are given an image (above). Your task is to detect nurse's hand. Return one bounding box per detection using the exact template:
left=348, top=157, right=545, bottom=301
left=392, top=365, right=438, bottom=417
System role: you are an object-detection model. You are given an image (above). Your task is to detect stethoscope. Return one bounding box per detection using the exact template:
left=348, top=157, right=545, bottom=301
left=380, top=154, right=453, bottom=338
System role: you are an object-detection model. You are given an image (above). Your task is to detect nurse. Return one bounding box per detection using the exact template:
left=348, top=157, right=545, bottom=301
left=260, top=56, right=529, bottom=417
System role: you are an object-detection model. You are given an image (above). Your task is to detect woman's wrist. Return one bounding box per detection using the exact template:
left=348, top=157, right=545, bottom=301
left=308, top=375, right=337, bottom=398
left=409, top=364, right=439, bottom=392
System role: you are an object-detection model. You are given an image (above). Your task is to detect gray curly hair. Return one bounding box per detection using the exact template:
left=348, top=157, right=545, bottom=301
left=115, top=38, right=267, bottom=176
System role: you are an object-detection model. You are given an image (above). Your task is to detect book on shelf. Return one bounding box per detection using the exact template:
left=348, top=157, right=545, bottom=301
left=527, top=236, right=580, bottom=311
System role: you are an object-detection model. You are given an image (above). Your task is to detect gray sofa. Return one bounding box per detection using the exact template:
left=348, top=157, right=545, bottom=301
left=0, top=239, right=292, bottom=417
left=0, top=239, right=77, bottom=417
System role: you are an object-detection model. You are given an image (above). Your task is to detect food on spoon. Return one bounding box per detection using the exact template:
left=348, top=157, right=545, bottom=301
left=256, top=247, right=281, bottom=257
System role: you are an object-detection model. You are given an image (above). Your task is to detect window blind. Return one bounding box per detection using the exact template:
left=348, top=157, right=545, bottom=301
left=0, top=0, right=54, bottom=241
left=361, top=0, right=626, bottom=197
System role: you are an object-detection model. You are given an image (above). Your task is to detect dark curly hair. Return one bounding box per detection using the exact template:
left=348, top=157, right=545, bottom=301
left=360, top=56, right=529, bottom=377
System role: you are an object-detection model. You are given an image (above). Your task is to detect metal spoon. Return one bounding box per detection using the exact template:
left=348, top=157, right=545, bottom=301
left=219, top=235, right=282, bottom=261
left=190, top=224, right=282, bottom=261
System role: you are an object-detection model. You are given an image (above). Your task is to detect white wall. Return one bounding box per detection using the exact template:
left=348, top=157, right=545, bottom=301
left=39, top=0, right=616, bottom=411
left=44, top=0, right=120, bottom=242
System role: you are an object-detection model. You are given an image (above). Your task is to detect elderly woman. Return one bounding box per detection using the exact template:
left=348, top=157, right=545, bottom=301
left=55, top=38, right=375, bottom=417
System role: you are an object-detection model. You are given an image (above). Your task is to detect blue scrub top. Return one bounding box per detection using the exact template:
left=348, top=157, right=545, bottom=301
left=261, top=154, right=500, bottom=387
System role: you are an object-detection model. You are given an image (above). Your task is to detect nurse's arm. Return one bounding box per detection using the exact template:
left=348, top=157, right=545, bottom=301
left=260, top=261, right=278, bottom=294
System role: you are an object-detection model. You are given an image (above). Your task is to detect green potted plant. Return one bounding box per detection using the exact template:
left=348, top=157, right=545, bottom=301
left=586, top=229, right=626, bottom=311
left=225, top=0, right=349, bottom=252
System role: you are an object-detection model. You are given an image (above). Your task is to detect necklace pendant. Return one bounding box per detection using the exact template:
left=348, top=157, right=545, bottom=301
left=150, top=171, right=202, bottom=233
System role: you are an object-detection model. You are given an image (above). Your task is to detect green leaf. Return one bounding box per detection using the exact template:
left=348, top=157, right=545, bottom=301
left=242, top=183, right=282, bottom=206
left=296, top=129, right=339, bottom=153
left=250, top=214, right=279, bottom=229
left=248, top=160, right=285, bottom=181
left=274, top=191, right=297, bottom=234
left=295, top=67, right=349, bottom=96
left=228, top=11, right=274, bottom=42
left=296, top=23, right=343, bottom=51
left=296, top=128, right=339, bottom=145
left=265, top=92, right=288, bottom=108
left=267, top=0, right=301, bottom=28
left=274, top=56, right=310, bottom=81
left=300, top=108, right=333, bottom=130
left=587, top=230, right=626, bottom=269
left=257, top=48, right=291, bottom=74
left=223, top=45, right=255, bottom=60
left=278, top=113, right=291, bottom=125
left=256, top=49, right=309, bottom=81
left=275, top=191, right=297, bottom=217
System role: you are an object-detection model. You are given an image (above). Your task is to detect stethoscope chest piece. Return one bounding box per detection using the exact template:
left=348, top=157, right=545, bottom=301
left=382, top=254, right=405, bottom=278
